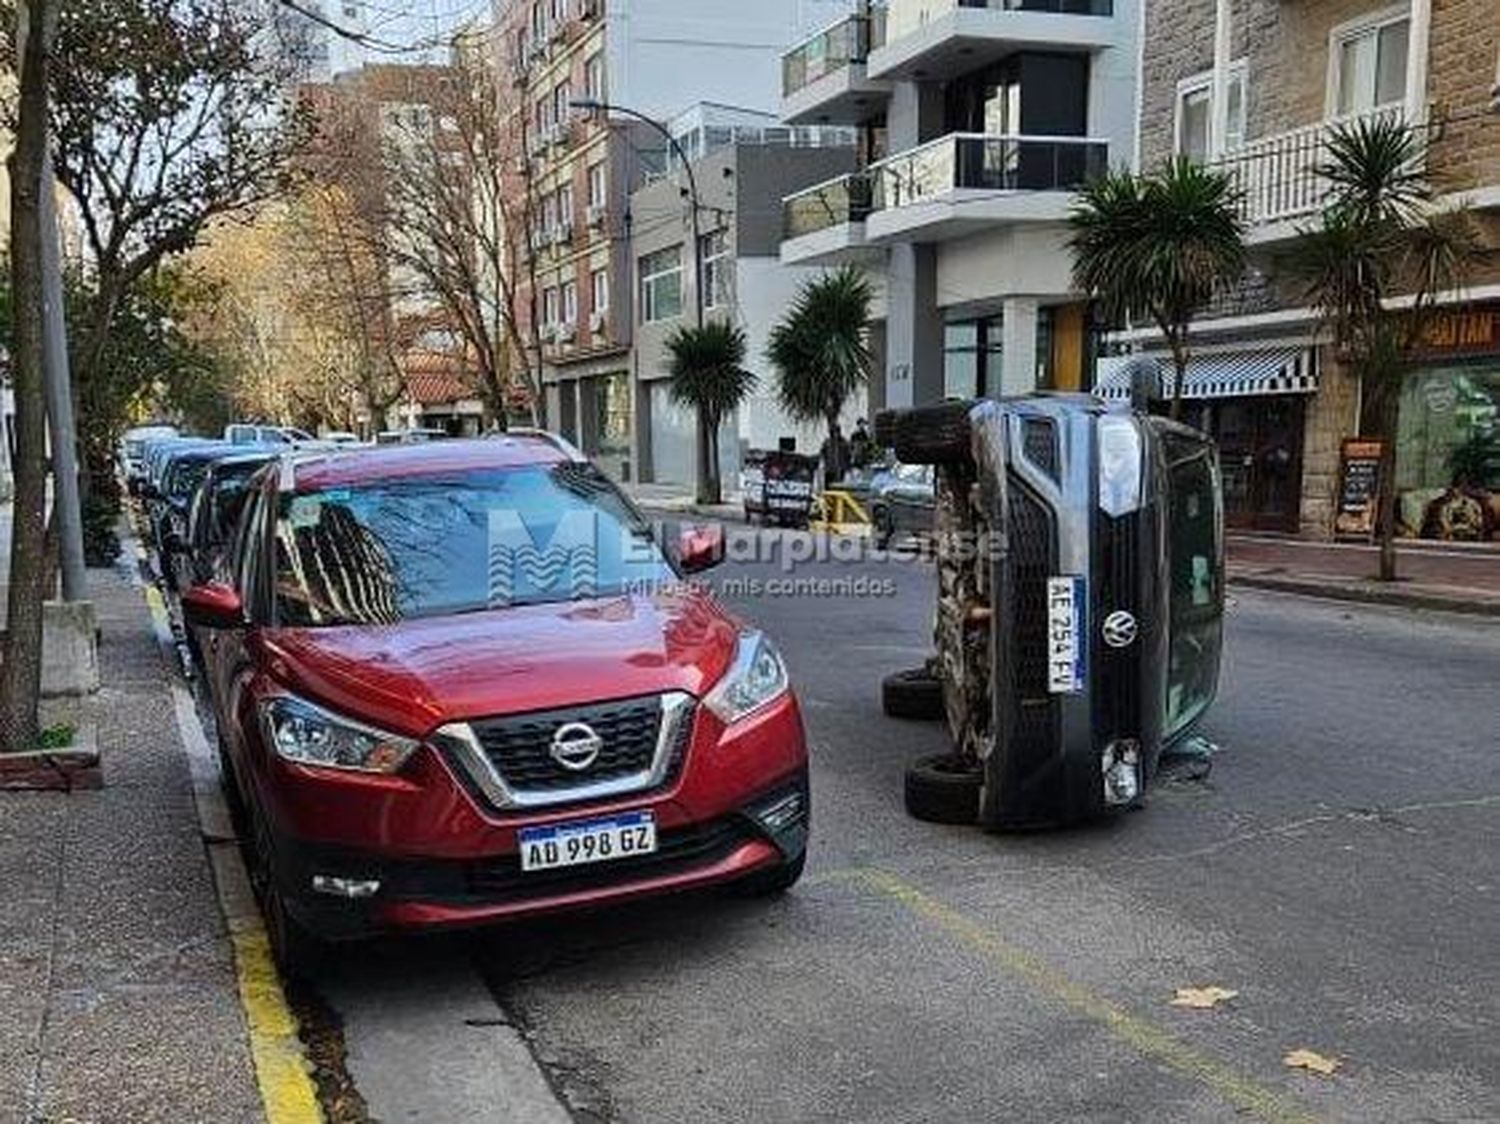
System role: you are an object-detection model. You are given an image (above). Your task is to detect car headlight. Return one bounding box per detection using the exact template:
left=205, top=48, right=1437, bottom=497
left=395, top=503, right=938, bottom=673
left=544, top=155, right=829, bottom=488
left=704, top=631, right=790, bottom=725
left=259, top=695, right=418, bottom=774
left=1098, top=414, right=1144, bottom=517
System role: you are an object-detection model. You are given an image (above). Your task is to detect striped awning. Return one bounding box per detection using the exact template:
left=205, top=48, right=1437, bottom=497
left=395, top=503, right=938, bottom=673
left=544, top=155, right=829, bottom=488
left=1094, top=347, right=1318, bottom=401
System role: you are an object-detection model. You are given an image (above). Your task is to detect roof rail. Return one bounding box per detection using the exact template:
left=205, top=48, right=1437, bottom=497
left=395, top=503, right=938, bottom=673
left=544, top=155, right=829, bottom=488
left=498, top=427, right=588, bottom=462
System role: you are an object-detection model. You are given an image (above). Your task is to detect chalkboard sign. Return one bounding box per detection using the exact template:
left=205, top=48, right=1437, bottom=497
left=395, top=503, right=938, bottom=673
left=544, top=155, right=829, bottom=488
left=1334, top=438, right=1385, bottom=540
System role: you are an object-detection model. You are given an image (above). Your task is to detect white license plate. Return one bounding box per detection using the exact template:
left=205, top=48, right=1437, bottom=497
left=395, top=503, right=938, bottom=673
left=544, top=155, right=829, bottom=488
left=1046, top=576, right=1088, bottom=694
left=518, top=811, right=657, bottom=873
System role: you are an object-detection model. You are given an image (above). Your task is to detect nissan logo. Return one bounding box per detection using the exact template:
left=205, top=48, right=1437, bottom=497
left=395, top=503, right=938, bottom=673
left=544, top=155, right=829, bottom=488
left=1102, top=610, right=1138, bottom=650
left=550, top=722, right=604, bottom=772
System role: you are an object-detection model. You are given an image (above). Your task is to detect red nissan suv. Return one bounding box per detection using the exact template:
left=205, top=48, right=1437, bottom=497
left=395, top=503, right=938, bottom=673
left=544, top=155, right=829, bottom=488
left=183, top=435, right=809, bottom=974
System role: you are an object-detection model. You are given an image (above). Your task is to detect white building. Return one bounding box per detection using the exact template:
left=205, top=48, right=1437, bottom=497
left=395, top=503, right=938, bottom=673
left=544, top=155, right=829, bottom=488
left=778, top=0, right=1139, bottom=409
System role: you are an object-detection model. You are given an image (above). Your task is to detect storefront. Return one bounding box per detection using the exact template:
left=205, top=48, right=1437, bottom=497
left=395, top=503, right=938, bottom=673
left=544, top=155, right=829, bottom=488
left=1095, top=346, right=1318, bottom=533
left=1395, top=304, right=1500, bottom=542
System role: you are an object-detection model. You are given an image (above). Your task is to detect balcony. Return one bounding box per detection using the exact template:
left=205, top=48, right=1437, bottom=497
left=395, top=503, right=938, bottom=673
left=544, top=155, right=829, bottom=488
left=1210, top=108, right=1410, bottom=237
left=871, top=0, right=1116, bottom=82
left=781, top=10, right=892, bottom=125
left=781, top=173, right=875, bottom=264
left=865, top=132, right=1106, bottom=241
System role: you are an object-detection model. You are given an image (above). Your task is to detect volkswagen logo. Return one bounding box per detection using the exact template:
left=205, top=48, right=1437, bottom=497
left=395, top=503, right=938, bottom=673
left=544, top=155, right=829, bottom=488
left=550, top=721, right=604, bottom=772
left=1102, top=610, right=1138, bottom=650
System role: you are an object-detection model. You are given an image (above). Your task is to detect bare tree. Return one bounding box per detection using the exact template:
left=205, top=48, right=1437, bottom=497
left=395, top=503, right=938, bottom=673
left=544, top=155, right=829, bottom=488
left=378, top=45, right=544, bottom=427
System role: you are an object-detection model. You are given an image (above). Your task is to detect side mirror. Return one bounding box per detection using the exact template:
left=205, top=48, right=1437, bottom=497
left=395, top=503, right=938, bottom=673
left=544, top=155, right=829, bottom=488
left=677, top=524, right=725, bottom=574
left=181, top=582, right=244, bottom=630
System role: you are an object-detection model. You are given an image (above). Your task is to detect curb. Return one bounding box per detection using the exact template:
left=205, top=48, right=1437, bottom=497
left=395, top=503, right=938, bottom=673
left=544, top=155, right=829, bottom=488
left=1229, top=573, right=1500, bottom=617
left=137, top=558, right=324, bottom=1124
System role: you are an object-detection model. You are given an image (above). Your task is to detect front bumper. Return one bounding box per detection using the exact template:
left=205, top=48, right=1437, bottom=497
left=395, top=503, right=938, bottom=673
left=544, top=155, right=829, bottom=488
left=276, top=773, right=808, bottom=940
left=253, top=692, right=811, bottom=940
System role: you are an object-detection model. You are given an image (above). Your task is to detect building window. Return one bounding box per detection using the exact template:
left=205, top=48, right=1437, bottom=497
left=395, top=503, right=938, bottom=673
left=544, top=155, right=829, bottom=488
left=542, top=286, right=560, bottom=327
left=540, top=192, right=558, bottom=234
left=552, top=80, right=572, bottom=126
left=1330, top=9, right=1409, bottom=117
left=550, top=0, right=567, bottom=24
left=943, top=318, right=1004, bottom=399
left=561, top=279, right=578, bottom=325
left=588, top=161, right=607, bottom=207
left=585, top=53, right=606, bottom=102
left=640, top=246, right=683, bottom=323
left=1175, top=62, right=1246, bottom=161
left=557, top=182, right=574, bottom=228
left=700, top=230, right=732, bottom=310
left=592, top=267, right=610, bottom=312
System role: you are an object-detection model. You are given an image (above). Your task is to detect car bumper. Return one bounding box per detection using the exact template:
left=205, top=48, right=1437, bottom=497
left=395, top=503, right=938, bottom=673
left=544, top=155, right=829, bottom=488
left=254, top=693, right=811, bottom=940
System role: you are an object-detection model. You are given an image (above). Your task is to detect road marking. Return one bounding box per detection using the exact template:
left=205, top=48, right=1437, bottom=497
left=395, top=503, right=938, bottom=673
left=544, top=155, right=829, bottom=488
left=855, top=869, right=1323, bottom=1124
left=141, top=563, right=323, bottom=1124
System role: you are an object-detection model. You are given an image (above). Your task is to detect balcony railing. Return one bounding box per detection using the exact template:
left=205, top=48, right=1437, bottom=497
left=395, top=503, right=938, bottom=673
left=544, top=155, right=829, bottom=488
left=783, top=10, right=888, bottom=97
left=1211, top=107, right=1409, bottom=227
left=886, top=0, right=1111, bottom=41
left=784, top=173, right=875, bottom=239
left=870, top=133, right=1107, bottom=210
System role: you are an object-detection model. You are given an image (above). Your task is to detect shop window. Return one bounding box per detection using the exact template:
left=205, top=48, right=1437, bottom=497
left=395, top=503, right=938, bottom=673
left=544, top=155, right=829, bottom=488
left=1395, top=365, right=1500, bottom=541
left=639, top=245, right=683, bottom=323
left=596, top=374, right=632, bottom=444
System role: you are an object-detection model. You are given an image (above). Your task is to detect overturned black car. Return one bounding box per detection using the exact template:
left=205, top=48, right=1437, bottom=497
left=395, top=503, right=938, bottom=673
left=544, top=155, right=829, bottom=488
left=876, top=392, right=1225, bottom=829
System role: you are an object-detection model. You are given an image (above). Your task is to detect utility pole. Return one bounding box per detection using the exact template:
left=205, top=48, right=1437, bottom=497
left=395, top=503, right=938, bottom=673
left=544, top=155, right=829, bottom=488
left=18, top=0, right=87, bottom=601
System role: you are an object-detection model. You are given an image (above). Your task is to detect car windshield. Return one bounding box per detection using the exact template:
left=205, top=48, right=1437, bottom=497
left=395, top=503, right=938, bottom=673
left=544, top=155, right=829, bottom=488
left=272, top=463, right=675, bottom=627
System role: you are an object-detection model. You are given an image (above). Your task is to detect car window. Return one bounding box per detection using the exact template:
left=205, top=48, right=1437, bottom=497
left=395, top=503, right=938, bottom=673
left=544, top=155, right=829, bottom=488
left=271, top=463, right=675, bottom=627
left=233, top=484, right=268, bottom=612
left=1161, top=435, right=1223, bottom=739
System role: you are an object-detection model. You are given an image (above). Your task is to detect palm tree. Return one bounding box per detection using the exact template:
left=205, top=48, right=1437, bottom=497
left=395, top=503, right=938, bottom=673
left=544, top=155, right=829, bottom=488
left=1069, top=158, right=1247, bottom=418
left=665, top=320, right=757, bottom=505
left=1283, top=114, right=1489, bottom=581
left=766, top=265, right=873, bottom=482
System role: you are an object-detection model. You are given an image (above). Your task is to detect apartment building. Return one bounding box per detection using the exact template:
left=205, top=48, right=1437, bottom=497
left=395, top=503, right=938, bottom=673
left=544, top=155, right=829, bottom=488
left=1100, top=0, right=1500, bottom=539
left=778, top=0, right=1139, bottom=414
left=629, top=106, right=861, bottom=486
left=494, top=0, right=852, bottom=480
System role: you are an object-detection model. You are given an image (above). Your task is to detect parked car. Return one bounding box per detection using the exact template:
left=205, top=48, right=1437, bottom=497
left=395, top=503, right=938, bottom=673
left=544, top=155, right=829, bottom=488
left=119, top=424, right=179, bottom=491
left=225, top=423, right=317, bottom=446
left=178, top=449, right=282, bottom=590
left=320, top=431, right=363, bottom=446
left=861, top=461, right=936, bottom=547
left=140, top=441, right=228, bottom=585
left=182, top=435, right=810, bottom=974
left=875, top=393, right=1225, bottom=829
left=375, top=427, right=448, bottom=445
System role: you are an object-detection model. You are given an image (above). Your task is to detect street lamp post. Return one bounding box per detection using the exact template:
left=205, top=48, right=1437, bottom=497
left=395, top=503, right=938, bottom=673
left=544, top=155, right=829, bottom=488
left=570, top=97, right=717, bottom=501
left=570, top=98, right=703, bottom=329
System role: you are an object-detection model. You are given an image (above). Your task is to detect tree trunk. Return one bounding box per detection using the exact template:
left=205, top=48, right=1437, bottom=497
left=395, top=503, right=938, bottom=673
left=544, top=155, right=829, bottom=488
left=695, top=410, right=713, bottom=506
left=824, top=411, right=846, bottom=484
left=705, top=415, right=722, bottom=506
left=0, top=0, right=57, bottom=752
left=1167, top=332, right=1189, bottom=422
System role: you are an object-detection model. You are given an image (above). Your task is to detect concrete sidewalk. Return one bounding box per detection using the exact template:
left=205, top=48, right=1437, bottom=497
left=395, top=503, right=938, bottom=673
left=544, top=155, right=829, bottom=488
left=1228, top=533, right=1500, bottom=616
left=0, top=560, right=265, bottom=1122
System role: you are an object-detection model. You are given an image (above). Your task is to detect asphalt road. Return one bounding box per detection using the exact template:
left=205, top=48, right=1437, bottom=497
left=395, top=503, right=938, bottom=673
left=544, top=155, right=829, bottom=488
left=310, top=537, right=1500, bottom=1124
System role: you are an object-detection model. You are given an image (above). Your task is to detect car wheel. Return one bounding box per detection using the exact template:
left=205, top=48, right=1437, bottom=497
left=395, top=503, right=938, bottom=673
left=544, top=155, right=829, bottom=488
left=248, top=807, right=325, bottom=981
left=904, top=753, right=981, bottom=826
left=881, top=667, right=945, bottom=721
left=732, top=850, right=806, bottom=897
left=879, top=401, right=974, bottom=466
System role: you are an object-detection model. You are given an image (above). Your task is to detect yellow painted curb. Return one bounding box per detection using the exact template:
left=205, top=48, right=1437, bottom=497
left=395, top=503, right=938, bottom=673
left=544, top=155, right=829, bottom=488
left=232, top=928, right=324, bottom=1124
left=137, top=555, right=324, bottom=1123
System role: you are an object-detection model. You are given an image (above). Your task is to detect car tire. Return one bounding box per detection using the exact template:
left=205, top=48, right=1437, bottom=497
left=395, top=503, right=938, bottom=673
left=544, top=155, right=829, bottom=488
left=732, top=850, right=806, bottom=897
left=883, top=402, right=974, bottom=466
left=248, top=808, right=325, bottom=981
left=904, top=753, right=981, bottom=826
left=881, top=667, right=945, bottom=721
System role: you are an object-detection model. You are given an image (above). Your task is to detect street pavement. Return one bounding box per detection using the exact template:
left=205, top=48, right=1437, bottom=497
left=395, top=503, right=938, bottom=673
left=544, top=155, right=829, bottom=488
left=312, top=535, right=1500, bottom=1124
